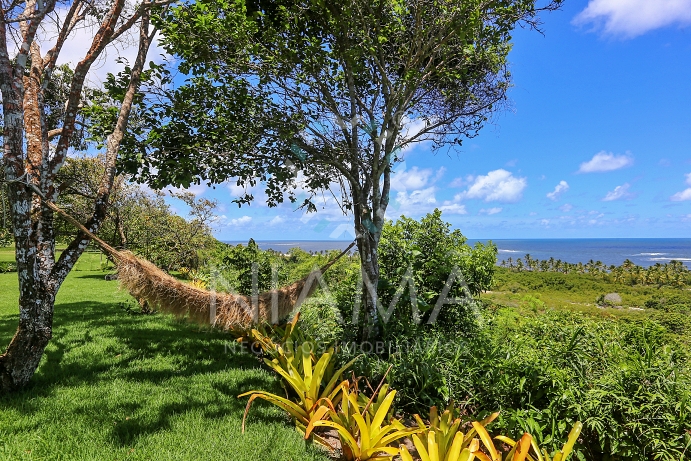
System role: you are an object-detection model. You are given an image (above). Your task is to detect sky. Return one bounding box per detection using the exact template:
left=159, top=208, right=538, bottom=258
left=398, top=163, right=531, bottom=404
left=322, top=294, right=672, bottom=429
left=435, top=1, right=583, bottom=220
left=67, top=0, right=691, bottom=241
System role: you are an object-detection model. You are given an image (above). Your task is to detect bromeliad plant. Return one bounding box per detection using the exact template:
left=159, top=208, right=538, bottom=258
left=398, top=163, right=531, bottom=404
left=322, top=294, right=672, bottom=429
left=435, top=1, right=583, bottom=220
left=400, top=403, right=583, bottom=461
left=305, top=384, right=420, bottom=461
left=239, top=338, right=358, bottom=436
left=494, top=421, right=583, bottom=461
left=401, top=404, right=502, bottom=461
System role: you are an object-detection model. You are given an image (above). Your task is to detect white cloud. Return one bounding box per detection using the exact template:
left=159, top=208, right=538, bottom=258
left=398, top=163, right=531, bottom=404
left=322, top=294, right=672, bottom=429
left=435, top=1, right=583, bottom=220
left=391, top=166, right=433, bottom=191
left=229, top=216, right=252, bottom=226
left=559, top=203, right=574, bottom=212
left=671, top=189, right=691, bottom=201
left=670, top=173, right=691, bottom=201
left=449, top=175, right=473, bottom=188
left=479, top=207, right=502, bottom=215
left=573, top=0, right=691, bottom=38
left=438, top=204, right=468, bottom=215
left=578, top=151, right=633, bottom=173
left=35, top=7, right=167, bottom=83
left=269, top=216, right=285, bottom=226
left=394, top=187, right=437, bottom=207
left=546, top=180, right=569, bottom=201
left=603, top=183, right=634, bottom=201
left=459, top=169, right=527, bottom=203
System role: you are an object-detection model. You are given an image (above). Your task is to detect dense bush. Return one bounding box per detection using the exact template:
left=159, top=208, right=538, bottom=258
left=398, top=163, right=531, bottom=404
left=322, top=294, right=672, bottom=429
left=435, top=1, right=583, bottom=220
left=203, top=240, right=358, bottom=300
left=375, top=210, right=496, bottom=337
left=349, top=306, right=691, bottom=461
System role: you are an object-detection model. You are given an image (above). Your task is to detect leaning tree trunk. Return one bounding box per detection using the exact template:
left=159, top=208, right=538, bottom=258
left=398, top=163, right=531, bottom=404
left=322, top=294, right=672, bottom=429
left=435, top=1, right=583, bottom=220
left=0, top=2, right=154, bottom=393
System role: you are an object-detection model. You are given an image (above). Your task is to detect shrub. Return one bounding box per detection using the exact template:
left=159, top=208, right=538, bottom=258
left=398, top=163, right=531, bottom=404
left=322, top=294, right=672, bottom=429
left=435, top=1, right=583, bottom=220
left=298, top=296, right=344, bottom=347
left=377, top=209, right=497, bottom=337
left=0, top=261, right=16, bottom=273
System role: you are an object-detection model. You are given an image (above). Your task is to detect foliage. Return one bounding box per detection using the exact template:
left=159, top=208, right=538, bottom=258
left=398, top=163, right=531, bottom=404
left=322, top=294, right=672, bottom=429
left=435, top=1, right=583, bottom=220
left=405, top=404, right=502, bottom=461
left=298, top=297, right=345, bottom=347
left=205, top=241, right=358, bottom=298
left=0, top=261, right=16, bottom=273
left=343, top=297, right=691, bottom=460
left=306, top=385, right=420, bottom=461
left=446, top=310, right=691, bottom=460
left=402, top=409, right=581, bottom=461
left=378, top=209, right=497, bottom=335
left=239, top=337, right=358, bottom=435
left=57, top=156, right=218, bottom=271
left=495, top=421, right=583, bottom=461
left=500, top=254, right=690, bottom=289
left=215, top=239, right=288, bottom=294
left=125, top=0, right=562, bottom=340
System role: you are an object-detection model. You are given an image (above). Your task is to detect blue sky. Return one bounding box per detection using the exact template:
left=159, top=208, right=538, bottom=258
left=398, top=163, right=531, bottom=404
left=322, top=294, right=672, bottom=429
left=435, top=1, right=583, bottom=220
left=167, top=0, right=691, bottom=241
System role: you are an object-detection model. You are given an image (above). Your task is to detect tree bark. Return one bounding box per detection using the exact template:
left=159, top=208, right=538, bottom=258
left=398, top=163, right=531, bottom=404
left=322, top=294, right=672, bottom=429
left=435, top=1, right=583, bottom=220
left=0, top=2, right=154, bottom=393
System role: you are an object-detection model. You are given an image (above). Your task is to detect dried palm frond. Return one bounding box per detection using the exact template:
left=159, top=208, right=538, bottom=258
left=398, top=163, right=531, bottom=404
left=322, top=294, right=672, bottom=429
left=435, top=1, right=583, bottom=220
left=42, top=197, right=354, bottom=330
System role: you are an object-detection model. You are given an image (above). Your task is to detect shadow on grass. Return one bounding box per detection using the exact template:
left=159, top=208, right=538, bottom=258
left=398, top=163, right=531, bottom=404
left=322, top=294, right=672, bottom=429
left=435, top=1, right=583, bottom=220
left=0, top=298, right=284, bottom=447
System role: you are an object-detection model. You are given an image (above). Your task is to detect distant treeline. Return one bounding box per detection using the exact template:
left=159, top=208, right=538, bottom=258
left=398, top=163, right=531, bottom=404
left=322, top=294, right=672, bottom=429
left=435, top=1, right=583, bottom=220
left=499, top=255, right=690, bottom=288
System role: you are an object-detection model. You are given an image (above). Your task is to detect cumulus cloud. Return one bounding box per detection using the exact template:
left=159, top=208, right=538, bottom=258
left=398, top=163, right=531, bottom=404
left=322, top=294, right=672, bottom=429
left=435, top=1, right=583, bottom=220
left=578, top=151, right=633, bottom=173
left=438, top=204, right=468, bottom=215
left=458, top=169, right=527, bottom=203
left=394, top=187, right=437, bottom=207
left=670, top=173, right=691, bottom=201
left=603, top=183, right=634, bottom=201
left=671, top=189, right=691, bottom=201
left=559, top=203, right=574, bottom=212
left=229, top=216, right=252, bottom=226
left=479, top=207, right=502, bottom=215
left=391, top=166, right=434, bottom=191
left=547, top=180, right=569, bottom=201
left=573, top=0, right=691, bottom=38
left=269, top=216, right=285, bottom=226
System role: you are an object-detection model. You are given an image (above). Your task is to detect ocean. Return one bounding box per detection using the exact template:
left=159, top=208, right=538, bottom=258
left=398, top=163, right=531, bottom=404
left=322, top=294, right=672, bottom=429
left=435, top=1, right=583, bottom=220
left=223, top=239, right=691, bottom=269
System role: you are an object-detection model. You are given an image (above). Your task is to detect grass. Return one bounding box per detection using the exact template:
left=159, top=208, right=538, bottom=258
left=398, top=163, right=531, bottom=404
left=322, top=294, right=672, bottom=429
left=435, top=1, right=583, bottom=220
left=0, top=246, right=328, bottom=461
left=482, top=267, right=691, bottom=349
left=482, top=266, right=691, bottom=313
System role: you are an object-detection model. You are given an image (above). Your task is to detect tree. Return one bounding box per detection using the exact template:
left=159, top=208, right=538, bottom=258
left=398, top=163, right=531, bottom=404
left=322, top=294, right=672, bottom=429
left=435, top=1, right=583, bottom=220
left=56, top=156, right=218, bottom=270
left=0, top=173, right=10, bottom=247
left=0, top=0, right=163, bottom=392
left=125, top=0, right=561, bottom=339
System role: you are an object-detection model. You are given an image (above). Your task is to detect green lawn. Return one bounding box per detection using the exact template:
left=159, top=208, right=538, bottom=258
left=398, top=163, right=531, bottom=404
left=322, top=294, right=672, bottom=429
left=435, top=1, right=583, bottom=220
left=0, top=247, right=327, bottom=461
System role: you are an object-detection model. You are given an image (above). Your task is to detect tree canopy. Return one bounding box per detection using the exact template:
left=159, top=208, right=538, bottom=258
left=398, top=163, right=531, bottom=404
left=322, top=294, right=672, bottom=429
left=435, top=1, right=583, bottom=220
left=121, top=0, right=562, bottom=338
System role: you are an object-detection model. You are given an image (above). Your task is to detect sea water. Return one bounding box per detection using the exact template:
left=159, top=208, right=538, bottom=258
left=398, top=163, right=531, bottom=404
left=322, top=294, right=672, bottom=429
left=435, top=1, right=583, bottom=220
left=223, top=239, right=691, bottom=269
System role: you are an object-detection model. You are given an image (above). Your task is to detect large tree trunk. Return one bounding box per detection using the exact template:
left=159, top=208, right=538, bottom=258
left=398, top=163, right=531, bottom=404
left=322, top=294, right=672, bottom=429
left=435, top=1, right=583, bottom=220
left=0, top=3, right=154, bottom=393
left=0, top=283, right=56, bottom=391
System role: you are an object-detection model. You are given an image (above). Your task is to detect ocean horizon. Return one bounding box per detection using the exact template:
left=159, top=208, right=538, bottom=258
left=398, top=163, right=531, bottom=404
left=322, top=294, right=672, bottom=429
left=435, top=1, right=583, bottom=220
left=223, top=238, right=691, bottom=269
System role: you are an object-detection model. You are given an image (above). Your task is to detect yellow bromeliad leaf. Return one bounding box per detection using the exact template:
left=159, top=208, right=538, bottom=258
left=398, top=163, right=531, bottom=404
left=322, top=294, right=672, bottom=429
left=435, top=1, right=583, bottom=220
left=400, top=445, right=415, bottom=461
left=554, top=422, right=582, bottom=461
left=312, top=419, right=361, bottom=458
left=471, top=421, right=500, bottom=461
left=445, top=431, right=465, bottom=461
left=412, top=433, right=432, bottom=461
left=238, top=391, right=310, bottom=431
left=513, top=433, right=533, bottom=461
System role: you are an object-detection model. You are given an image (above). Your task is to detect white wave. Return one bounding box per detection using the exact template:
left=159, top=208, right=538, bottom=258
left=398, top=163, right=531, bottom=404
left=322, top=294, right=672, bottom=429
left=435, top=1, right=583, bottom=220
left=634, top=252, right=668, bottom=256
left=648, top=257, right=691, bottom=261
left=498, top=249, right=522, bottom=253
